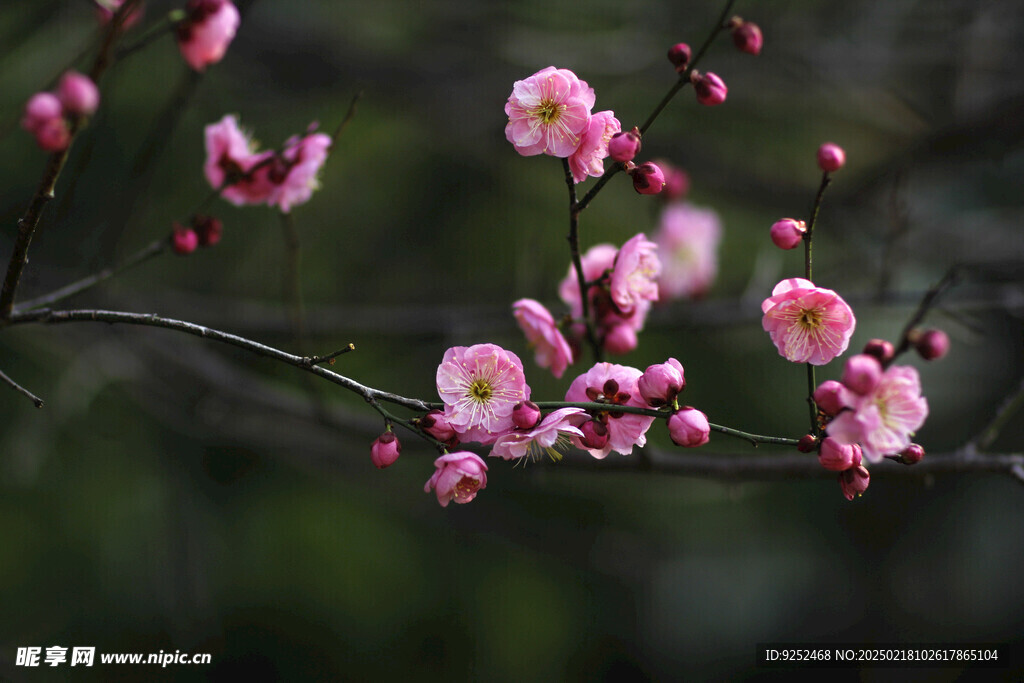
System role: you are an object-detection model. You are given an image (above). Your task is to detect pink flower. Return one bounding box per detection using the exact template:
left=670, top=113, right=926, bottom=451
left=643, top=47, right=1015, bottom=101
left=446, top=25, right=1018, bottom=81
left=653, top=202, right=722, bottom=299
left=436, top=344, right=531, bottom=445
left=817, top=142, right=845, bottom=173
left=610, top=233, right=660, bottom=314
left=424, top=452, right=488, bottom=507
left=512, top=299, right=573, bottom=379
left=817, top=436, right=861, bottom=472
left=813, top=379, right=851, bottom=417
left=505, top=66, right=595, bottom=158
left=565, top=363, right=655, bottom=458
left=370, top=431, right=401, bottom=469
left=57, top=71, right=99, bottom=117
left=769, top=218, right=805, bottom=250
left=693, top=71, right=727, bottom=106
left=177, top=0, right=240, bottom=72
left=826, top=364, right=929, bottom=462
left=204, top=115, right=276, bottom=205
left=268, top=130, right=332, bottom=213
left=490, top=407, right=586, bottom=461
left=558, top=244, right=618, bottom=319
left=638, top=358, right=686, bottom=407
left=630, top=162, right=666, bottom=195
left=568, top=110, right=620, bottom=183
left=608, top=127, right=641, bottom=163
left=667, top=407, right=710, bottom=447
left=761, top=278, right=856, bottom=365
left=839, top=465, right=870, bottom=500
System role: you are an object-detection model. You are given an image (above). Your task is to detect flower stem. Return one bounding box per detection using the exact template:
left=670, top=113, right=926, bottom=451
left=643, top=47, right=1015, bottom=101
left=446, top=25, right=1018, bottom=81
left=562, top=158, right=603, bottom=363
left=801, top=171, right=832, bottom=433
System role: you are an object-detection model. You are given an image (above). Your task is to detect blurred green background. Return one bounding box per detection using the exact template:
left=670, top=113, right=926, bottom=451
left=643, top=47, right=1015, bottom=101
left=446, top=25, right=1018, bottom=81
left=1, top=0, right=1023, bottom=680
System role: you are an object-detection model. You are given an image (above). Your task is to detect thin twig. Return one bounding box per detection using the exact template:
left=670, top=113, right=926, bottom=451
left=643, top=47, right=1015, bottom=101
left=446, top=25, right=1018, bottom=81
left=972, top=376, right=1024, bottom=451
left=331, top=91, right=364, bottom=147
left=562, top=158, right=602, bottom=362
left=890, top=266, right=962, bottom=364
left=0, top=368, right=44, bottom=408
left=303, top=344, right=355, bottom=366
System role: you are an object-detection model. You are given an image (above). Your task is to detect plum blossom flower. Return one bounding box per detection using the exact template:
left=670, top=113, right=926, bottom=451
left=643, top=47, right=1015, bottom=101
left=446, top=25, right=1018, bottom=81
left=568, top=110, right=620, bottom=183
left=638, top=358, right=686, bottom=407
left=490, top=407, right=587, bottom=461
left=610, top=233, right=660, bottom=314
left=204, top=115, right=276, bottom=205
left=505, top=66, right=595, bottom=158
left=424, top=452, right=488, bottom=507
left=667, top=407, right=710, bottom=447
left=267, top=129, right=332, bottom=213
left=177, top=0, right=240, bottom=72
left=565, top=363, right=655, bottom=458
left=826, top=364, right=929, bottom=462
left=512, top=299, right=574, bottom=379
left=436, top=344, right=530, bottom=445
left=654, top=202, right=722, bottom=300
left=761, top=278, right=856, bottom=365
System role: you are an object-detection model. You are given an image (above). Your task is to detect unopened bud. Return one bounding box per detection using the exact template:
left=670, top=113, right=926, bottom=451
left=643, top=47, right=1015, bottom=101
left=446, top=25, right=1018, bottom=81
left=796, top=434, right=818, bottom=453
left=731, top=21, right=763, bottom=55
left=420, top=410, right=457, bottom=443
left=57, top=71, right=100, bottom=117
left=33, top=118, right=71, bottom=152
left=667, top=407, right=710, bottom=447
left=692, top=71, right=728, bottom=106
left=21, top=92, right=63, bottom=133
left=638, top=358, right=686, bottom=407
left=608, top=127, right=642, bottom=163
left=818, top=437, right=862, bottom=472
left=912, top=329, right=949, bottom=361
left=512, top=400, right=542, bottom=430
left=193, top=214, right=223, bottom=246
left=841, top=354, right=883, bottom=396
left=862, top=338, right=895, bottom=364
left=769, top=218, right=806, bottom=250
left=579, top=419, right=609, bottom=449
left=817, top=142, right=845, bottom=173
left=898, top=443, right=925, bottom=465
left=630, top=161, right=666, bottom=195
left=839, top=465, right=870, bottom=500
left=370, top=431, right=401, bottom=469
left=813, top=380, right=850, bottom=417
left=171, top=224, right=199, bottom=255
left=667, top=42, right=692, bottom=72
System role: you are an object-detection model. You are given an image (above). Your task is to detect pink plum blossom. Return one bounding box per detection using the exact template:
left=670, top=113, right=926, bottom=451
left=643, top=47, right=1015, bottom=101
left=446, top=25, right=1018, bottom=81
left=653, top=202, right=722, bottom=299
left=826, top=364, right=929, bottom=463
left=505, top=66, right=595, bottom=158
left=267, top=129, right=332, bottom=213
left=568, top=110, right=620, bottom=183
left=204, top=115, right=277, bottom=205
left=436, top=344, right=530, bottom=445
left=761, top=278, right=856, bottom=365
left=177, top=0, right=240, bottom=72
left=610, top=233, right=660, bottom=314
left=813, top=379, right=851, bottom=417
left=638, top=358, right=686, bottom=407
left=630, top=162, right=666, bottom=195
left=490, top=407, right=587, bottom=461
left=839, top=465, right=870, bottom=500
left=818, top=436, right=861, bottom=472
left=512, top=298, right=574, bottom=379
left=370, top=431, right=401, bottom=469
left=667, top=407, right=710, bottom=447
left=565, top=363, right=655, bottom=458
left=424, top=452, right=488, bottom=507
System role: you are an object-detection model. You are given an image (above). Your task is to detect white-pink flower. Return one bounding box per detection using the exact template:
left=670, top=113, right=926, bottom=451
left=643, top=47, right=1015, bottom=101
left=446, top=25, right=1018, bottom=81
left=610, top=233, right=660, bottom=314
left=505, top=66, right=595, bottom=158
left=203, top=115, right=276, bottom=205
left=490, top=407, right=586, bottom=461
left=565, top=363, right=655, bottom=458
left=512, top=299, right=574, bottom=379
left=761, top=278, right=856, bottom=365
left=826, top=364, right=929, bottom=462
left=268, top=130, right=332, bottom=213
left=568, top=110, right=620, bottom=183
left=654, top=202, right=722, bottom=299
left=436, top=344, right=531, bottom=445
left=177, top=0, right=240, bottom=72
left=424, top=452, right=488, bottom=507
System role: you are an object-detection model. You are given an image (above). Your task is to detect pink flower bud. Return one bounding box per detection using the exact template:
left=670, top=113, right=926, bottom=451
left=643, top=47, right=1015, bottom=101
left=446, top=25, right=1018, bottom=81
left=898, top=443, right=925, bottom=465
left=370, top=431, right=401, bottom=469
left=769, top=218, right=806, bottom=250
left=862, top=338, right=895, bottom=364
left=818, top=436, right=862, bottom=472
left=813, top=380, right=851, bottom=417
left=171, top=225, right=199, bottom=255
left=796, top=434, right=818, bottom=453
left=602, top=323, right=638, bottom=355
left=21, top=92, right=63, bottom=133
left=193, top=214, right=223, bottom=246
left=668, top=407, right=710, bottom=447
left=667, top=42, right=691, bottom=72
left=692, top=71, right=727, bottom=106
left=839, top=465, right=870, bottom=500
left=630, top=162, right=665, bottom=195
left=512, top=400, right=542, bottom=430
left=57, top=71, right=100, bottom=117
left=608, top=127, right=642, bottom=163
left=32, top=117, right=71, bottom=152
left=841, top=354, right=883, bottom=396
left=817, top=142, right=845, bottom=173
left=658, top=162, right=690, bottom=202
left=638, top=358, right=686, bottom=407
left=913, top=329, right=949, bottom=361
left=177, top=0, right=240, bottom=72
left=420, top=410, right=457, bottom=444
left=731, top=21, right=763, bottom=55
left=579, top=419, right=609, bottom=450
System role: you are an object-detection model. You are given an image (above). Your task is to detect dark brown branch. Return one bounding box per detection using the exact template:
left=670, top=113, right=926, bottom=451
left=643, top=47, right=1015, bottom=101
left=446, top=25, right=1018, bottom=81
left=0, top=368, right=44, bottom=408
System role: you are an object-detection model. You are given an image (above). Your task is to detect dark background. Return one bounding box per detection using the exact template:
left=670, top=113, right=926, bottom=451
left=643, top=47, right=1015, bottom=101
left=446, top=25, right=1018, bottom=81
left=0, top=0, right=1022, bottom=680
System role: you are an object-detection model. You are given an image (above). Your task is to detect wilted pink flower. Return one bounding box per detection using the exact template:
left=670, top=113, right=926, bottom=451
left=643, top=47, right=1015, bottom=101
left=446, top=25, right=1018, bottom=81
left=370, top=431, right=401, bottom=469
left=654, top=202, right=722, bottom=300
left=505, top=66, right=595, bottom=158
left=826, top=364, right=929, bottom=462
left=268, top=129, right=332, bottom=213
left=565, top=363, right=655, bottom=458
left=57, top=71, right=100, bottom=117
left=568, top=110, right=620, bottom=183
left=667, top=407, right=710, bottom=447
left=204, top=115, right=276, bottom=205
left=177, top=0, right=240, bottom=72
left=610, top=233, right=660, bottom=314
left=693, top=71, right=727, bottom=106
left=424, top=451, right=488, bottom=507
left=638, top=358, right=685, bottom=407
left=436, top=344, right=530, bottom=445
left=491, top=407, right=586, bottom=461
left=512, top=298, right=573, bottom=379
left=761, top=278, right=856, bottom=365
left=839, top=465, right=870, bottom=500
left=818, top=436, right=861, bottom=472
left=817, top=142, right=845, bottom=173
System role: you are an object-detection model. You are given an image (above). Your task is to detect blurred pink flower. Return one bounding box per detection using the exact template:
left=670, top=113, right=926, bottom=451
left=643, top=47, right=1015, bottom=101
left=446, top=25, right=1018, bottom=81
left=761, top=278, right=855, bottom=365
left=568, top=110, right=620, bottom=183
left=565, top=363, right=655, bottom=458
left=610, top=233, right=660, bottom=314
left=177, top=0, right=240, bottom=72
left=424, top=452, right=488, bottom=507
left=268, top=130, right=332, bottom=213
left=512, top=299, right=573, bottom=379
left=826, top=364, right=929, bottom=463
left=203, top=115, right=276, bottom=205
left=436, top=344, right=530, bottom=445
left=654, top=202, right=722, bottom=299
left=558, top=243, right=618, bottom=319
left=505, top=66, right=595, bottom=158
left=490, top=407, right=586, bottom=461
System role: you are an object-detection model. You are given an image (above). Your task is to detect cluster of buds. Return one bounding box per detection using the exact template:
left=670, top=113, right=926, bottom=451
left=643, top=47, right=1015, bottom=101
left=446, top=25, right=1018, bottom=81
left=20, top=72, right=100, bottom=152
left=638, top=359, right=710, bottom=448
left=171, top=215, right=223, bottom=255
